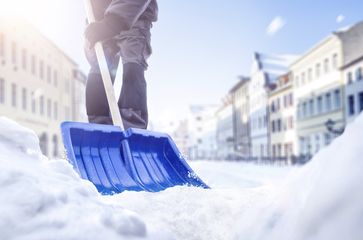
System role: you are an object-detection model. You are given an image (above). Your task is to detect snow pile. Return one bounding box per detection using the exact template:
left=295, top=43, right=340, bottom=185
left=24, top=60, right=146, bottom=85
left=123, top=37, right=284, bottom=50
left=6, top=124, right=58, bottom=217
left=0, top=117, right=169, bottom=240
left=0, top=114, right=363, bottom=240
left=244, top=114, right=363, bottom=240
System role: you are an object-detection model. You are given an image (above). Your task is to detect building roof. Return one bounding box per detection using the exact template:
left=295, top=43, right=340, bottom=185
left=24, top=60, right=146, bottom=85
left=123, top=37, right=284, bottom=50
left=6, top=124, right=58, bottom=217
left=229, top=76, right=250, bottom=93
left=254, top=52, right=297, bottom=84
left=341, top=54, right=363, bottom=70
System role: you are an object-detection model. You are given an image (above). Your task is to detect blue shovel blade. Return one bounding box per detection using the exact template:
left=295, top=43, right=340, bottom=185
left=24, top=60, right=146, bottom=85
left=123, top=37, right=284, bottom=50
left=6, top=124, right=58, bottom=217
left=61, top=122, right=209, bottom=195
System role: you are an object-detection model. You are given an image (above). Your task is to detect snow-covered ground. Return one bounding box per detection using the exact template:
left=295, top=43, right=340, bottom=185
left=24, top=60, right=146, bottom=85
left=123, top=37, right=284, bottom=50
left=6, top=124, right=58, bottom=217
left=0, top=116, right=362, bottom=240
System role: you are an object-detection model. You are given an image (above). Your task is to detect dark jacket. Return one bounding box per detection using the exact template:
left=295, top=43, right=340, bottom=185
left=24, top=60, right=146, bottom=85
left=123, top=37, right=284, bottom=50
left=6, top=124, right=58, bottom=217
left=91, top=0, right=158, bottom=28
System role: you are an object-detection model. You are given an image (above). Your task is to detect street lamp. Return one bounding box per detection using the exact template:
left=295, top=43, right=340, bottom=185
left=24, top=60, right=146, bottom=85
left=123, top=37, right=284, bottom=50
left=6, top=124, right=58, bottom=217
left=324, top=119, right=344, bottom=135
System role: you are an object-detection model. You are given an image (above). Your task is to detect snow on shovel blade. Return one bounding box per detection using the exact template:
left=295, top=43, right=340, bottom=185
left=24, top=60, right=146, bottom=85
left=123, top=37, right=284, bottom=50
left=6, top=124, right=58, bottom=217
left=61, top=122, right=209, bottom=195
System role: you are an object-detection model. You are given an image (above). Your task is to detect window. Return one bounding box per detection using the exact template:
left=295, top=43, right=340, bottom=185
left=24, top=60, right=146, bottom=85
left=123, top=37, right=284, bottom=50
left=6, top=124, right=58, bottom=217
left=356, top=67, right=363, bottom=81
left=11, top=41, right=17, bottom=65
left=301, top=72, right=306, bottom=85
left=40, top=96, right=44, bottom=115
left=308, top=68, right=313, bottom=81
left=39, top=60, right=44, bottom=79
left=53, top=70, right=58, bottom=86
left=0, top=33, right=4, bottom=58
left=21, top=49, right=27, bottom=70
left=316, top=63, right=321, bottom=78
left=271, top=101, right=275, bottom=113
left=289, top=93, right=293, bottom=106
left=332, top=54, right=338, bottom=69
left=315, top=134, right=320, bottom=153
left=52, top=135, right=58, bottom=157
left=47, top=66, right=52, bottom=83
left=325, top=92, right=331, bottom=112
left=39, top=133, right=48, bottom=156
left=277, top=144, right=282, bottom=157
left=324, top=58, right=329, bottom=73
left=347, top=72, right=353, bottom=84
left=276, top=98, right=280, bottom=111
left=334, top=89, right=341, bottom=109
left=288, top=116, right=294, bottom=129
left=65, top=79, right=70, bottom=94
left=47, top=99, right=52, bottom=118
left=324, top=133, right=332, bottom=145
left=31, top=55, right=36, bottom=75
left=309, top=99, right=314, bottom=116
left=302, top=102, right=307, bottom=118
left=31, top=92, right=36, bottom=113
left=348, top=95, right=355, bottom=116
left=0, top=79, right=4, bottom=103
left=277, top=119, right=281, bottom=132
left=359, top=92, right=363, bottom=113
left=283, top=95, right=287, bottom=108
left=317, top=96, right=323, bottom=114
left=271, top=120, right=275, bottom=133
left=11, top=83, right=17, bottom=107
left=295, top=76, right=300, bottom=87
left=53, top=102, right=58, bottom=119
left=22, top=88, right=27, bottom=110
left=272, top=145, right=276, bottom=158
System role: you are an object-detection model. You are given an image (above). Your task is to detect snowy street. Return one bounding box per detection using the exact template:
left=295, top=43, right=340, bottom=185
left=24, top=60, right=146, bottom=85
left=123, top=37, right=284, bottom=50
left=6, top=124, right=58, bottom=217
left=0, top=116, right=363, bottom=240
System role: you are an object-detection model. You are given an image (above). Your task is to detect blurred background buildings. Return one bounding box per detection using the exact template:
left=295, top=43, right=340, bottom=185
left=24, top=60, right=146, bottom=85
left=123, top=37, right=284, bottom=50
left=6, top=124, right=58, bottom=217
left=0, top=18, right=86, bottom=158
left=172, top=20, right=363, bottom=164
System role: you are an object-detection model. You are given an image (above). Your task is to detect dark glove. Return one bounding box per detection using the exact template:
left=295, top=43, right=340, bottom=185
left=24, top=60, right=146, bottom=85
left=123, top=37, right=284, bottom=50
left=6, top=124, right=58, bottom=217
left=85, top=13, right=127, bottom=48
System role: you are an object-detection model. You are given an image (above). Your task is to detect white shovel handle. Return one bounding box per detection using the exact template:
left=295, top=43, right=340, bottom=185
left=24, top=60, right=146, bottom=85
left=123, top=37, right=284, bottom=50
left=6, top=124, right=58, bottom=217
left=84, top=0, right=124, bottom=129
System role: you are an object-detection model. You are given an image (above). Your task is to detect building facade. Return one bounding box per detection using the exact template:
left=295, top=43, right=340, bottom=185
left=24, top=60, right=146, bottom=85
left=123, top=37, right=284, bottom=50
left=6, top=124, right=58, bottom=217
left=249, top=52, right=293, bottom=161
left=268, top=73, right=295, bottom=162
left=230, top=76, right=251, bottom=159
left=0, top=18, right=86, bottom=158
left=343, top=55, right=363, bottom=123
left=216, top=95, right=234, bottom=160
left=186, top=105, right=218, bottom=160
left=291, top=21, right=363, bottom=158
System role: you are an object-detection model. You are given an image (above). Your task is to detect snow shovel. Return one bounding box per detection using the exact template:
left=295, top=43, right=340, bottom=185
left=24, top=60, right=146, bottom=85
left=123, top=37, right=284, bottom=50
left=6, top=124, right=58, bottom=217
left=60, top=0, right=209, bottom=195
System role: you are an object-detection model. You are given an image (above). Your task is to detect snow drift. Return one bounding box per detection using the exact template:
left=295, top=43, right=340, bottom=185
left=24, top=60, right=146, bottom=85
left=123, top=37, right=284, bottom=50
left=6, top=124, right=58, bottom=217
left=0, top=114, right=362, bottom=240
left=0, top=117, right=169, bottom=240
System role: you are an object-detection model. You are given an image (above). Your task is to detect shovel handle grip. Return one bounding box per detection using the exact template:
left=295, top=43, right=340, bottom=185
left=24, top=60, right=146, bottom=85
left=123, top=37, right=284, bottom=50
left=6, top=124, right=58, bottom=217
left=84, top=0, right=124, bottom=129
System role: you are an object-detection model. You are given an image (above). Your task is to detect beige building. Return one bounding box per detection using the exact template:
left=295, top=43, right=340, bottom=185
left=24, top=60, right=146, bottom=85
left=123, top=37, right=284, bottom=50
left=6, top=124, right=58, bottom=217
left=0, top=18, right=86, bottom=158
left=290, top=22, right=363, bottom=158
left=268, top=73, right=295, bottom=161
left=291, top=34, right=344, bottom=157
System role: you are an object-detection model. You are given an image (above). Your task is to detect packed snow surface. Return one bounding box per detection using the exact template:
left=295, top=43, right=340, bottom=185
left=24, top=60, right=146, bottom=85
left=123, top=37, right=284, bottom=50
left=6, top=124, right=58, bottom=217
left=0, top=115, right=362, bottom=240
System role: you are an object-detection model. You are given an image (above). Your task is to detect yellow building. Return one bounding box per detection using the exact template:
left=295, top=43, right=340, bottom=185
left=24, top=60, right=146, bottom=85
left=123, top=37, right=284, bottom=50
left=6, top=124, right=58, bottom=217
left=268, top=73, right=295, bottom=162
left=291, top=21, right=363, bottom=158
left=291, top=34, right=343, bottom=157
left=0, top=18, right=86, bottom=158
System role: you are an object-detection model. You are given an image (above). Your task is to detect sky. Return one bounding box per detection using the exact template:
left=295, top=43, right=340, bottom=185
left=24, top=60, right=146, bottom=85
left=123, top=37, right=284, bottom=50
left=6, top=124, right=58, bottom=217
left=1, top=0, right=363, bottom=128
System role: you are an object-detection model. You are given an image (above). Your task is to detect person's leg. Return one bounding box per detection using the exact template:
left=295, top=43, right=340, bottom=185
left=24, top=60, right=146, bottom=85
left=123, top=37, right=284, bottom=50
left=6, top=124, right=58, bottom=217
left=85, top=41, right=120, bottom=124
left=117, top=26, right=152, bottom=129
left=118, top=62, right=148, bottom=129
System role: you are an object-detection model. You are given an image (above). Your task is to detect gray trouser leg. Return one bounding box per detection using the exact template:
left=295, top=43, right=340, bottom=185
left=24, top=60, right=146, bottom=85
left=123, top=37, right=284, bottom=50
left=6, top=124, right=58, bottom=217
left=118, top=62, right=148, bottom=129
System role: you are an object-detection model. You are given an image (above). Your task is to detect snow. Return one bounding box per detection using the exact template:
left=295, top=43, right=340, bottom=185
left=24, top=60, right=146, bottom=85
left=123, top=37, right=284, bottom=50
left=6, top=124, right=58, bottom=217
left=0, top=115, right=363, bottom=239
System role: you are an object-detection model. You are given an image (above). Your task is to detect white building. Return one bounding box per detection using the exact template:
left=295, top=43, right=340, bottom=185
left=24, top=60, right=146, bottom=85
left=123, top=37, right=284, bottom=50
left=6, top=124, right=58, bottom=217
left=216, top=95, right=234, bottom=160
left=186, top=105, right=217, bottom=160
left=249, top=52, right=294, bottom=161
left=344, top=55, right=363, bottom=123
left=0, top=18, right=86, bottom=158
left=229, top=77, right=251, bottom=159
